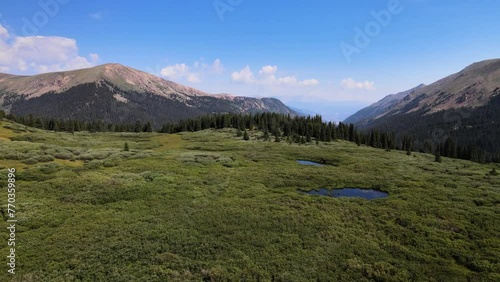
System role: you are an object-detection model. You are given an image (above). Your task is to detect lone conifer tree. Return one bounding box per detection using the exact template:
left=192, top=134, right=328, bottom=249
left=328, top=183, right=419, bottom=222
left=144, top=122, right=153, bottom=133
left=243, top=130, right=250, bottom=141
left=434, top=150, right=442, bottom=163
left=263, top=129, right=270, bottom=141
left=124, top=142, right=130, bottom=151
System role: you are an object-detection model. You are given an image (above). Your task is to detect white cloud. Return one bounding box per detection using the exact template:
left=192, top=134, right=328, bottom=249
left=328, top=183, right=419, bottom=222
left=231, top=65, right=255, bottom=84
left=231, top=65, right=319, bottom=87
left=90, top=53, right=100, bottom=63
left=341, top=77, right=375, bottom=91
left=186, top=73, right=201, bottom=83
left=0, top=24, right=99, bottom=74
left=302, top=79, right=320, bottom=86
left=0, top=25, right=8, bottom=39
left=259, top=65, right=277, bottom=76
left=89, top=12, right=103, bottom=20
left=160, top=59, right=224, bottom=83
left=210, top=58, right=224, bottom=74
left=160, top=63, right=189, bottom=77
left=160, top=63, right=201, bottom=83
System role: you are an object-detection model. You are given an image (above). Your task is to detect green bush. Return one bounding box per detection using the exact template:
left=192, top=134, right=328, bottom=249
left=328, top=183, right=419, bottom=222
left=36, top=154, right=54, bottom=162
left=90, top=151, right=111, bottom=160
left=22, top=158, right=38, bottom=165
left=3, top=152, right=28, bottom=160
left=69, top=149, right=82, bottom=156
left=78, top=154, right=94, bottom=161
left=84, top=160, right=103, bottom=169
left=10, top=135, right=45, bottom=142
left=54, top=153, right=74, bottom=160
left=103, top=158, right=119, bottom=167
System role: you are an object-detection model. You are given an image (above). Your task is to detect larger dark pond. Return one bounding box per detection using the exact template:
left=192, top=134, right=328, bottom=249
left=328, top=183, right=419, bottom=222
left=304, top=188, right=388, bottom=200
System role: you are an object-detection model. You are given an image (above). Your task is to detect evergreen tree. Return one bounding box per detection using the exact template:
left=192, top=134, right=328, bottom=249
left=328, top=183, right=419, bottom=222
left=134, top=121, right=142, bottom=133
left=243, top=130, right=250, bottom=141
left=124, top=142, right=130, bottom=151
left=263, top=129, right=270, bottom=141
left=434, top=150, right=442, bottom=163
left=144, top=122, right=153, bottom=133
left=348, top=124, right=355, bottom=142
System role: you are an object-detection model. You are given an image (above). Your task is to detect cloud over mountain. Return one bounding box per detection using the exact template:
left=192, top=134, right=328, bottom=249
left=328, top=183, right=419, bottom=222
left=0, top=24, right=99, bottom=74
left=231, top=65, right=319, bottom=87
left=341, top=77, right=375, bottom=91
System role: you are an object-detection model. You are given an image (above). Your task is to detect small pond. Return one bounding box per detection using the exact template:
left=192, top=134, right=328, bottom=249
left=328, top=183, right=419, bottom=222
left=296, top=160, right=324, bottom=166
left=304, top=188, right=388, bottom=200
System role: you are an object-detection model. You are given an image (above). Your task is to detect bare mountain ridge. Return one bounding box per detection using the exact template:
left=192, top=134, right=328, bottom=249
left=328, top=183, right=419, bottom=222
left=0, top=63, right=214, bottom=99
left=384, top=59, right=500, bottom=117
left=345, top=59, right=500, bottom=126
left=0, top=64, right=296, bottom=127
left=344, top=84, right=425, bottom=125
left=344, top=59, right=500, bottom=162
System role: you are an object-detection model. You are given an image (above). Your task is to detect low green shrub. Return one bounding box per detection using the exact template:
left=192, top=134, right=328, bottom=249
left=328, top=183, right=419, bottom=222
left=78, top=154, right=94, bottom=161
left=103, top=158, right=119, bottom=167
left=3, top=152, right=28, bottom=160
left=84, top=160, right=103, bottom=169
left=22, top=158, right=38, bottom=165
left=54, top=153, right=74, bottom=160
left=36, top=154, right=54, bottom=162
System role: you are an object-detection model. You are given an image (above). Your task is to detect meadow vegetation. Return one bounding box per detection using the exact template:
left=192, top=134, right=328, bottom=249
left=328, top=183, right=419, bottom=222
left=0, top=120, right=499, bottom=281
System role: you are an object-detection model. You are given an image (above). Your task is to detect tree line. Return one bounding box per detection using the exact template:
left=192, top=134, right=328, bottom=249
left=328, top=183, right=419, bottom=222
left=1, top=110, right=494, bottom=164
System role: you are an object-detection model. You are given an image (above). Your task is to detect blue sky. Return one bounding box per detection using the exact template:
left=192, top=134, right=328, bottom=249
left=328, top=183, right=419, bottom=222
left=1, top=0, right=500, bottom=121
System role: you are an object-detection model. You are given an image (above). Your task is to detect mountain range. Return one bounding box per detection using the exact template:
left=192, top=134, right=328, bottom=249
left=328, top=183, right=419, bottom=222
left=345, top=59, right=500, bottom=162
left=2, top=59, right=500, bottom=161
left=0, top=64, right=295, bottom=128
left=344, top=84, right=426, bottom=125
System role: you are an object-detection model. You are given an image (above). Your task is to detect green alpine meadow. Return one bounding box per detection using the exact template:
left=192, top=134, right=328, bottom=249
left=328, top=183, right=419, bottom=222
left=1, top=120, right=498, bottom=281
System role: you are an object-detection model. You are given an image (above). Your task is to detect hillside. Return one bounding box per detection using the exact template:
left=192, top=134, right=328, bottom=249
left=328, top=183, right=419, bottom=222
left=348, top=59, right=500, bottom=162
left=0, top=120, right=498, bottom=281
left=344, top=84, right=425, bottom=125
left=0, top=64, right=295, bottom=127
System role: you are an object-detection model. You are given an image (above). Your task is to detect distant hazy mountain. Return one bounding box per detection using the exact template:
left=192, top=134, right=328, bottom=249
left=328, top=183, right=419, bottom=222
left=0, top=64, right=296, bottom=127
left=347, top=59, right=500, bottom=162
left=344, top=84, right=425, bottom=125
left=289, top=106, right=318, bottom=117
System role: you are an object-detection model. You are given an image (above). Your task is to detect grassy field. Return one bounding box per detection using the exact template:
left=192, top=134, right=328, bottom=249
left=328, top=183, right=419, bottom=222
left=0, top=120, right=499, bottom=281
